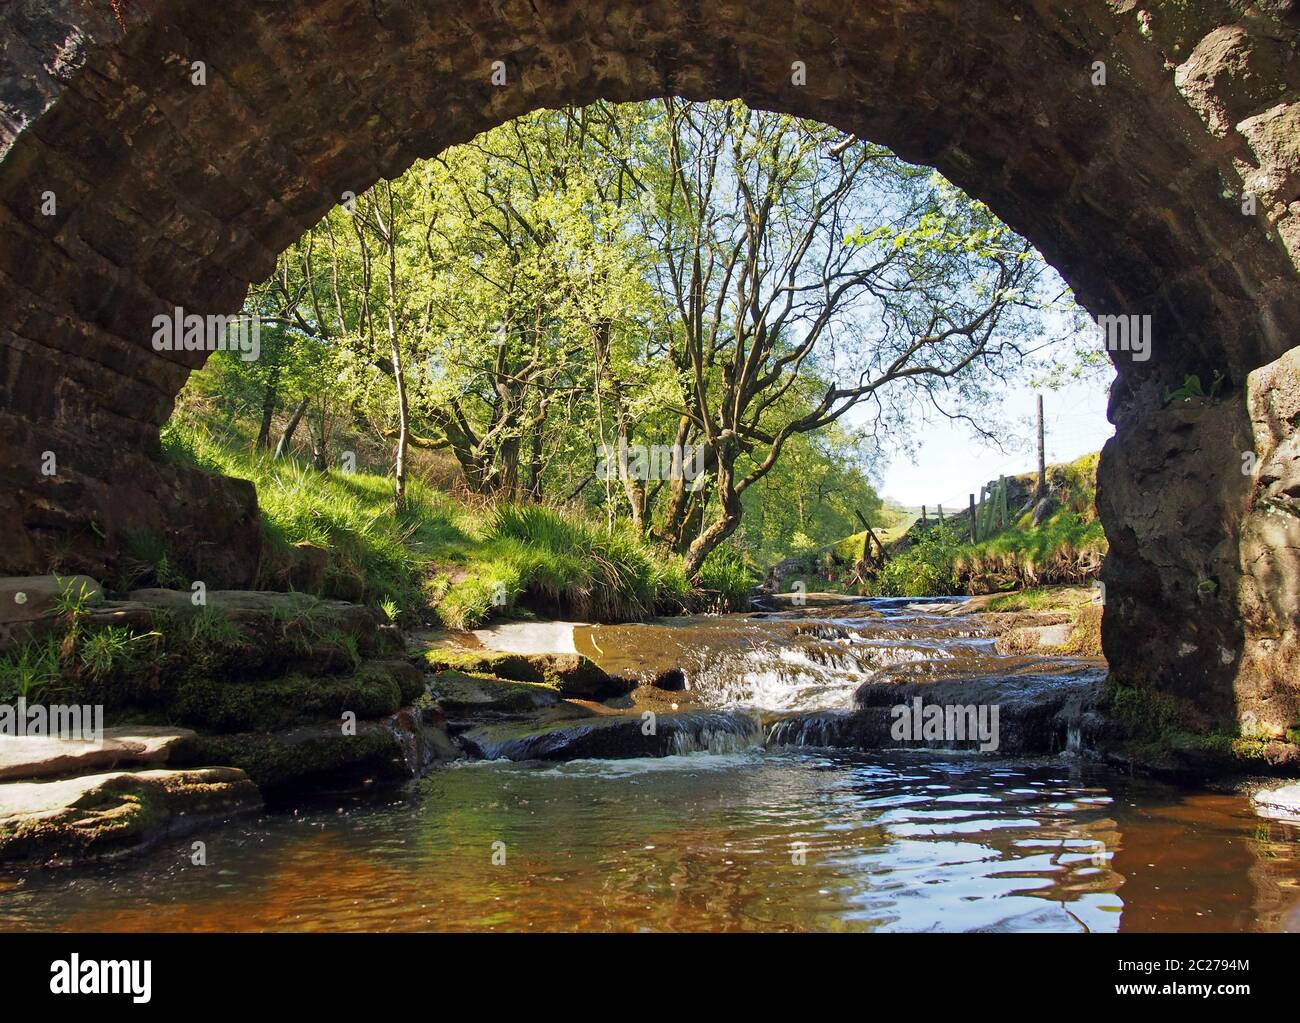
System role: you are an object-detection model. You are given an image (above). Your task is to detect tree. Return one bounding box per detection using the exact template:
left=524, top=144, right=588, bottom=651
left=635, top=100, right=1059, bottom=575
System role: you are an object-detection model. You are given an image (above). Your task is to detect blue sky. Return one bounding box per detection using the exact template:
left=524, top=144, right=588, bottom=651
left=876, top=369, right=1115, bottom=508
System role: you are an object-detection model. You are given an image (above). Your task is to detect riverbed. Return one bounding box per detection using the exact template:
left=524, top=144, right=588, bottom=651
left=2, top=599, right=1298, bottom=932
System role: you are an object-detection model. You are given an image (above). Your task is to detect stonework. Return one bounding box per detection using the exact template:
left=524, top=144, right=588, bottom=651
left=0, top=1, right=1298, bottom=731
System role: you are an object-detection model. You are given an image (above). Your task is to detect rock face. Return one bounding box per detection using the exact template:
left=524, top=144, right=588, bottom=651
left=765, top=669, right=1105, bottom=756
left=0, top=2, right=1299, bottom=737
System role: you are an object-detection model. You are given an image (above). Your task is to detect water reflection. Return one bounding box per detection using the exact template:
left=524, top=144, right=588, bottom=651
left=2, top=750, right=1296, bottom=932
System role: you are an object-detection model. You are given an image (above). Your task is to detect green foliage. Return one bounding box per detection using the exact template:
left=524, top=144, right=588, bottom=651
left=870, top=453, right=1106, bottom=596
left=437, top=503, right=696, bottom=629
left=78, top=627, right=151, bottom=682
left=165, top=420, right=703, bottom=629
left=694, top=546, right=758, bottom=612
left=51, top=577, right=101, bottom=620
left=0, top=636, right=63, bottom=703
left=872, top=523, right=964, bottom=597
left=166, top=419, right=462, bottom=609
left=1162, top=371, right=1225, bottom=405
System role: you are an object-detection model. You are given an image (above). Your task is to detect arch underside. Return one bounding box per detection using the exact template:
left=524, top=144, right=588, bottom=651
left=1, top=0, right=1298, bottom=733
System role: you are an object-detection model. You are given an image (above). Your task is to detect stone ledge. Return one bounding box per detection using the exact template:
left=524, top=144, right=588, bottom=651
left=0, top=766, right=261, bottom=866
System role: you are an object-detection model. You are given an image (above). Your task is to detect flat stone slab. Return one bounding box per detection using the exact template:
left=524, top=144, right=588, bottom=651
left=0, top=728, right=195, bottom=782
left=427, top=669, right=562, bottom=717
left=1253, top=783, right=1300, bottom=822
left=995, top=623, right=1073, bottom=653
left=0, top=575, right=101, bottom=624
left=472, top=620, right=582, bottom=654
left=460, top=708, right=763, bottom=761
left=0, top=767, right=261, bottom=865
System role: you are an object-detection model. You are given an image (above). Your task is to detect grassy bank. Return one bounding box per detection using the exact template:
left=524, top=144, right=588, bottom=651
left=871, top=453, right=1106, bottom=597
left=155, top=421, right=752, bottom=630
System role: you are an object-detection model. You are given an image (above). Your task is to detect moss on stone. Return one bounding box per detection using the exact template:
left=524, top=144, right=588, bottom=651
left=426, top=668, right=561, bottom=716
left=176, top=727, right=408, bottom=794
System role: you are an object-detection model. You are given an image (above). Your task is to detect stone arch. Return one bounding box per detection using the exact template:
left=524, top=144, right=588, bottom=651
left=1, top=0, right=1299, bottom=732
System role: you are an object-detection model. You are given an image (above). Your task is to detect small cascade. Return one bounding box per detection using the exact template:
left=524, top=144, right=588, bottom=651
left=765, top=711, right=856, bottom=748
left=665, top=710, right=765, bottom=755
left=383, top=707, right=448, bottom=777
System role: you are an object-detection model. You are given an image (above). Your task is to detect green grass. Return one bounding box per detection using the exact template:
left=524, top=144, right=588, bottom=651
left=0, top=635, right=64, bottom=703
left=160, top=419, right=736, bottom=630
left=984, top=585, right=1095, bottom=612
left=871, top=452, right=1107, bottom=597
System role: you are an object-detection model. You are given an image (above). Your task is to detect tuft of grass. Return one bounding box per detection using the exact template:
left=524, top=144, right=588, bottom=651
left=78, top=626, right=153, bottom=682
left=0, top=636, right=64, bottom=703
left=437, top=504, right=698, bottom=629
left=695, top=546, right=759, bottom=613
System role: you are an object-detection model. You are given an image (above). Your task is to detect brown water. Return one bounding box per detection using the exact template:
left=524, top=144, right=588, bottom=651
left=2, top=750, right=1298, bottom=932
left=3, top=600, right=1298, bottom=932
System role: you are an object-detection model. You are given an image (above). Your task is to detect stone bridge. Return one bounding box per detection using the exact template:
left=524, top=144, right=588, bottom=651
left=1, top=0, right=1298, bottom=735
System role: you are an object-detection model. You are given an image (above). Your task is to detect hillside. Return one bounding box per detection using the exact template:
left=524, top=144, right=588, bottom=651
left=873, top=452, right=1106, bottom=596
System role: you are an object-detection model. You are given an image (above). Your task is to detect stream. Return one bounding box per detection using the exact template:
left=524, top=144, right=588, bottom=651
left=3, top=599, right=1299, bottom=932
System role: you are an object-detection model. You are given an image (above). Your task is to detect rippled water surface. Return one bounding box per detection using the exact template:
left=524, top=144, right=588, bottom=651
left=4, top=601, right=1299, bottom=932
left=3, top=749, right=1298, bottom=932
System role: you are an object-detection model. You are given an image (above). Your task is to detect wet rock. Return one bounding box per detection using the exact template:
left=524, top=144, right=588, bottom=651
left=0, top=767, right=261, bottom=865
left=838, top=668, right=1106, bottom=755
left=166, top=659, right=425, bottom=733
left=651, top=667, right=687, bottom=691
left=170, top=721, right=417, bottom=796
left=385, top=706, right=460, bottom=774
left=459, top=709, right=763, bottom=761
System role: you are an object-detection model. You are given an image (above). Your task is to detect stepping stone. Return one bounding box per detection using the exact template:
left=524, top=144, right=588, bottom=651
left=0, top=727, right=196, bottom=781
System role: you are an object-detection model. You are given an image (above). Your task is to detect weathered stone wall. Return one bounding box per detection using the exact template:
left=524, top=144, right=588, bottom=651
left=0, top=0, right=1298, bottom=733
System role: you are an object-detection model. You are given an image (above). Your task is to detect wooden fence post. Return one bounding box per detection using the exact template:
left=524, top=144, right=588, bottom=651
left=969, top=493, right=978, bottom=543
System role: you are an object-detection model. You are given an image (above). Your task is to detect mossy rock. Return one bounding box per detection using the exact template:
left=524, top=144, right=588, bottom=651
left=167, top=659, right=421, bottom=733
left=172, top=725, right=410, bottom=795
left=0, top=767, right=260, bottom=866
left=427, top=669, right=561, bottom=717
left=420, top=649, right=633, bottom=699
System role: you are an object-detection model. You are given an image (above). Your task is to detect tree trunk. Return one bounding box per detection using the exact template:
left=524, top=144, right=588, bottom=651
left=682, top=444, right=740, bottom=576
left=274, top=395, right=309, bottom=459
left=382, top=184, right=409, bottom=510
left=255, top=364, right=280, bottom=451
